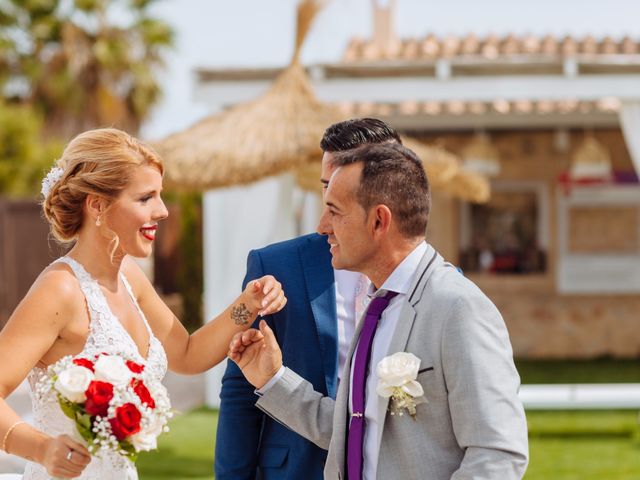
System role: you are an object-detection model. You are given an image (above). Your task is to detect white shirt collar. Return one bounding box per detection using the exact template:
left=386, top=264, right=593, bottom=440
left=367, top=241, right=428, bottom=298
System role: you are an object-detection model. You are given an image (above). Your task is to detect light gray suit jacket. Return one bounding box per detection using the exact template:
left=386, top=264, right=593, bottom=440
left=256, top=245, right=529, bottom=479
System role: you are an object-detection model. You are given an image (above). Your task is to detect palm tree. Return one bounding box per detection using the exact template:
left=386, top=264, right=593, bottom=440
left=0, top=0, right=173, bottom=137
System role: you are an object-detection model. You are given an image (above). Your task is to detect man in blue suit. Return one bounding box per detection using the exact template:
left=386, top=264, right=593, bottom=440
left=214, top=118, right=402, bottom=479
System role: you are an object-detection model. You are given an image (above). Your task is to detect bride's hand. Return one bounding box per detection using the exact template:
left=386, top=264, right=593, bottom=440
left=242, top=275, right=287, bottom=317
left=40, top=434, right=91, bottom=478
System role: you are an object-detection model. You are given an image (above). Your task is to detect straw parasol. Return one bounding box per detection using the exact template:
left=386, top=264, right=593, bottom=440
left=156, top=0, right=342, bottom=190
left=401, top=137, right=460, bottom=188
left=295, top=136, right=462, bottom=194
left=440, top=168, right=491, bottom=203
left=404, top=136, right=490, bottom=203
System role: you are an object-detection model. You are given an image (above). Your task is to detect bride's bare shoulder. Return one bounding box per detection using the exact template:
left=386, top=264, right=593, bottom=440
left=24, top=262, right=84, bottom=311
left=3, top=262, right=84, bottom=336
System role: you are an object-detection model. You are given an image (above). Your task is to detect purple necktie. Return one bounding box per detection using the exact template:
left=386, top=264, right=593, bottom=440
left=346, top=290, right=398, bottom=480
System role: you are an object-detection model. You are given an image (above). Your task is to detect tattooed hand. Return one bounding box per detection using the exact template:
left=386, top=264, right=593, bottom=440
left=240, top=275, right=287, bottom=319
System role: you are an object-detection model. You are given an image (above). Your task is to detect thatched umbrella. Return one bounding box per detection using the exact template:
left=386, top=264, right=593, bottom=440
left=401, top=137, right=460, bottom=188
left=295, top=136, right=464, bottom=194
left=156, top=0, right=490, bottom=203
left=403, top=137, right=490, bottom=203
left=441, top=169, right=491, bottom=203
left=156, top=0, right=341, bottom=190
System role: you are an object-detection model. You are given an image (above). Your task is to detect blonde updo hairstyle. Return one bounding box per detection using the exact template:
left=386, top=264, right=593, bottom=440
left=42, top=128, right=164, bottom=243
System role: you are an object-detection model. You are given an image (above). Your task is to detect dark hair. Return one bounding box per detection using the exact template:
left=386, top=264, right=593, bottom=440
left=332, top=143, right=430, bottom=238
left=320, top=118, right=402, bottom=152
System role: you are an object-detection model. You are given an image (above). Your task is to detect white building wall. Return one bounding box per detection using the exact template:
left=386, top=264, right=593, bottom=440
left=202, top=174, right=296, bottom=407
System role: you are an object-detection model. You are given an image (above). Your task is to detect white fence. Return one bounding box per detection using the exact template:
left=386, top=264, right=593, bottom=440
left=519, top=383, right=640, bottom=410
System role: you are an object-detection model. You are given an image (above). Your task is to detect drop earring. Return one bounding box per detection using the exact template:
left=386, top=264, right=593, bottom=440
left=96, top=215, right=101, bottom=227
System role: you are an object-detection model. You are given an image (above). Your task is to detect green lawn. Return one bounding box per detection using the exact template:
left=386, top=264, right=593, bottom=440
left=137, top=408, right=216, bottom=480
left=526, top=410, right=640, bottom=480
left=138, top=408, right=640, bottom=480
left=528, top=437, right=640, bottom=480
left=516, top=359, right=640, bottom=384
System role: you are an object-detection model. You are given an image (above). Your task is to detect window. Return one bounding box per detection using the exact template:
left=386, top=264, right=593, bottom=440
left=459, top=182, right=549, bottom=274
left=557, top=185, right=640, bottom=294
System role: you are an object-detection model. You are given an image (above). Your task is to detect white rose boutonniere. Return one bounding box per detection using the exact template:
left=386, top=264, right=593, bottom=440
left=376, top=352, right=427, bottom=419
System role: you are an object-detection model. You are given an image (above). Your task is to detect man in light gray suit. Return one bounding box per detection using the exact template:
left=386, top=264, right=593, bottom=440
left=229, top=142, right=529, bottom=480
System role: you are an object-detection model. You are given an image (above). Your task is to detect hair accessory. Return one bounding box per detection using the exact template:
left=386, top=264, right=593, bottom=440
left=41, top=166, right=64, bottom=199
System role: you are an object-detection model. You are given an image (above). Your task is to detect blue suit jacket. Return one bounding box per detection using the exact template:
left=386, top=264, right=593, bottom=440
left=215, top=233, right=338, bottom=479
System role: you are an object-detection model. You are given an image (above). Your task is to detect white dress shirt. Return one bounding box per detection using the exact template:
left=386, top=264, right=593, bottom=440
left=334, top=269, right=370, bottom=380
left=349, top=241, right=427, bottom=480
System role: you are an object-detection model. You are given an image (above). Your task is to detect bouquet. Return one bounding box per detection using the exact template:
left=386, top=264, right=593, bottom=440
left=35, top=352, right=172, bottom=461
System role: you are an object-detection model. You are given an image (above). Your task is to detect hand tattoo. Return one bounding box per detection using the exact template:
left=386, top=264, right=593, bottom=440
left=231, top=303, right=252, bottom=326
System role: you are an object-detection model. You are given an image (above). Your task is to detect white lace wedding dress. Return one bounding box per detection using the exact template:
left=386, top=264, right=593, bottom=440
left=22, top=257, right=168, bottom=480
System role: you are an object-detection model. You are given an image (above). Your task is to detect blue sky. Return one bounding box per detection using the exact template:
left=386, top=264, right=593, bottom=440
left=142, top=0, right=640, bottom=140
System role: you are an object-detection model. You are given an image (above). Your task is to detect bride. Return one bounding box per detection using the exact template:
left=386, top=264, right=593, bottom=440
left=0, top=128, right=286, bottom=479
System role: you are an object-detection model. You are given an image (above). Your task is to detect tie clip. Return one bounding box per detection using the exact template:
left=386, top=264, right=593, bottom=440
left=351, top=412, right=364, bottom=418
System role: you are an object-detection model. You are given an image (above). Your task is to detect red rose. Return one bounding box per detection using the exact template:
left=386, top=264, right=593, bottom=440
left=84, top=381, right=114, bottom=417
left=73, top=358, right=95, bottom=372
left=109, top=403, right=141, bottom=440
left=131, top=379, right=155, bottom=409
left=126, top=360, right=145, bottom=374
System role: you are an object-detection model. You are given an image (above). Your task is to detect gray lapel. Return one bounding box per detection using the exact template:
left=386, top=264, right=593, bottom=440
left=386, top=245, right=439, bottom=355
left=375, top=245, right=441, bottom=447
left=335, top=245, right=442, bottom=476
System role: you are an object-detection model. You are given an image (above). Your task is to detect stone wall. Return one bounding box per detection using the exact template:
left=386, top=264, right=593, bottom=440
left=470, top=274, right=640, bottom=358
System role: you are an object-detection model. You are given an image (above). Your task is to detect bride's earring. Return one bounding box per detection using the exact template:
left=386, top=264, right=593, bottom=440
left=96, top=215, right=101, bottom=227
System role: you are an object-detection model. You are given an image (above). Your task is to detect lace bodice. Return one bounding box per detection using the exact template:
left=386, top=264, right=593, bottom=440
left=24, top=257, right=168, bottom=480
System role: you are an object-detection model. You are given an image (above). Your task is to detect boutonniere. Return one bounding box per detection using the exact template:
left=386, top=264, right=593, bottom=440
left=376, top=352, right=427, bottom=419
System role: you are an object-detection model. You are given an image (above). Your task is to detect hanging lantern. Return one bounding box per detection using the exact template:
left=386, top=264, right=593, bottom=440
left=570, top=135, right=613, bottom=181
left=461, top=132, right=501, bottom=177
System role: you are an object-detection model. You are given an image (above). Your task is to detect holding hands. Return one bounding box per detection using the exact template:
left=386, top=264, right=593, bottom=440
left=227, top=276, right=286, bottom=388
left=228, top=320, right=283, bottom=389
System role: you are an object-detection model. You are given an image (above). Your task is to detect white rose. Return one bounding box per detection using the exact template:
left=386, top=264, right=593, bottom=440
left=130, top=431, right=158, bottom=452
left=55, top=366, right=94, bottom=403
left=131, top=419, right=163, bottom=452
left=376, top=352, right=424, bottom=398
left=94, top=355, right=133, bottom=387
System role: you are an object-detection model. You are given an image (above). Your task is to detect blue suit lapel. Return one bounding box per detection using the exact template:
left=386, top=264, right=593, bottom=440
left=299, top=235, right=339, bottom=398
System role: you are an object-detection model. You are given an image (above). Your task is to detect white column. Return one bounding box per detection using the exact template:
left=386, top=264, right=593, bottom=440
left=619, top=101, right=640, bottom=175
left=132, top=257, right=154, bottom=282
left=202, top=173, right=296, bottom=407
left=296, top=189, right=323, bottom=235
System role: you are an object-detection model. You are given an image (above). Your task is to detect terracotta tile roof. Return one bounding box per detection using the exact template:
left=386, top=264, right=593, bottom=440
left=342, top=34, right=640, bottom=63
left=336, top=97, right=621, bottom=117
